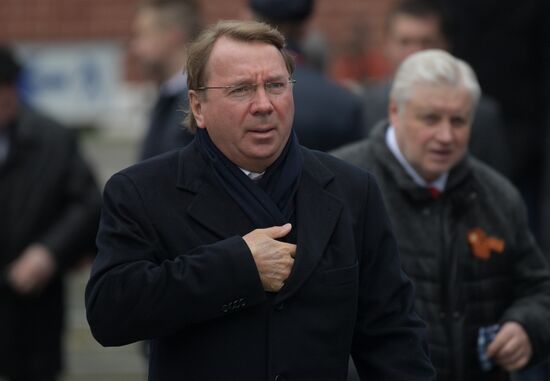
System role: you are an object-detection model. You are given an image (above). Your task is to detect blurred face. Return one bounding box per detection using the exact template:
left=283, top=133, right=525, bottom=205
left=385, top=14, right=446, bottom=72
left=390, top=83, right=473, bottom=182
left=0, top=85, right=19, bottom=128
left=130, top=8, right=178, bottom=81
left=189, top=37, right=294, bottom=172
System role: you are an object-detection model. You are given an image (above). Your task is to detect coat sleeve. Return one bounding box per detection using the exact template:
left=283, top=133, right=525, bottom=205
left=85, top=172, right=266, bottom=347
left=351, top=175, right=436, bottom=380
left=499, top=191, right=550, bottom=364
left=38, top=131, right=101, bottom=270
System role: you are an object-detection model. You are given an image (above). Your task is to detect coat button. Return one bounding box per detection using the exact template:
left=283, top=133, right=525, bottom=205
left=275, top=302, right=284, bottom=311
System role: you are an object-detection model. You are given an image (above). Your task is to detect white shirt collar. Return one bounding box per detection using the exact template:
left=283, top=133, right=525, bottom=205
left=385, top=125, right=448, bottom=192
left=240, top=168, right=265, bottom=182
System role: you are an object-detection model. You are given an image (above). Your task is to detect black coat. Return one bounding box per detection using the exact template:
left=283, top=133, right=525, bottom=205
left=85, top=140, right=435, bottom=381
left=541, top=127, right=550, bottom=255
left=441, top=0, right=550, bottom=180
left=0, top=107, right=101, bottom=378
left=140, top=91, right=195, bottom=160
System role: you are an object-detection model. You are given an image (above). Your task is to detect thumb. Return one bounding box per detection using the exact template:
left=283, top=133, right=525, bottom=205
left=262, top=223, right=292, bottom=239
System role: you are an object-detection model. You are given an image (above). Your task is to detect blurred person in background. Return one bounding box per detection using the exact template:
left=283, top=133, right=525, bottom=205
left=247, top=0, right=365, bottom=152
left=131, top=0, right=201, bottom=160
left=334, top=49, right=550, bottom=381
left=440, top=3, right=550, bottom=378
left=440, top=0, right=550, bottom=241
left=0, top=46, right=101, bottom=381
left=363, top=0, right=447, bottom=133
left=520, top=122, right=550, bottom=381
left=362, top=0, right=510, bottom=178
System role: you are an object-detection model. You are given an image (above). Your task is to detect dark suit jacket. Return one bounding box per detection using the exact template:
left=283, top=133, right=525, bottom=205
left=0, top=107, right=101, bottom=378
left=292, top=64, right=365, bottom=152
left=140, top=91, right=195, bottom=160
left=85, top=140, right=435, bottom=381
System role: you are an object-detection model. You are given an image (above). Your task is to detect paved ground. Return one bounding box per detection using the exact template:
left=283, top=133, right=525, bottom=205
left=60, top=129, right=147, bottom=381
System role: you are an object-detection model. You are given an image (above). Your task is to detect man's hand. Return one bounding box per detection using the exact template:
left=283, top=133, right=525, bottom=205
left=486, top=321, right=533, bottom=371
left=8, top=244, right=57, bottom=295
left=243, top=223, right=296, bottom=292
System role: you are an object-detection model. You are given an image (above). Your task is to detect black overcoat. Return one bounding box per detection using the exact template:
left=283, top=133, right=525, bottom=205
left=86, top=140, right=435, bottom=381
left=0, top=107, right=101, bottom=378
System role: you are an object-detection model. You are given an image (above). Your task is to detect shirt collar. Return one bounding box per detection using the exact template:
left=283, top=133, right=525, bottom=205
left=240, top=167, right=265, bottom=182
left=385, top=125, right=448, bottom=192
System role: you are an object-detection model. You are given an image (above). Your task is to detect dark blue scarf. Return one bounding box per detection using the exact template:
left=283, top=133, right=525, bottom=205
left=196, top=128, right=303, bottom=229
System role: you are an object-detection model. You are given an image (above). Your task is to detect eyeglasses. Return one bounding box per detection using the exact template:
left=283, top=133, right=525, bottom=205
left=195, top=79, right=296, bottom=100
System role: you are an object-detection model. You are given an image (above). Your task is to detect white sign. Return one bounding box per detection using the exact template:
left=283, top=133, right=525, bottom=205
left=16, top=42, right=123, bottom=126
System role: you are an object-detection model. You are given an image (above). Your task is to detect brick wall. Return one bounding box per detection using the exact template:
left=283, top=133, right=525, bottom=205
left=0, top=0, right=397, bottom=81
left=0, top=0, right=137, bottom=41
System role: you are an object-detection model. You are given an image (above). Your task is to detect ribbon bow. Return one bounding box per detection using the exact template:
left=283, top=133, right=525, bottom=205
left=467, top=228, right=505, bottom=260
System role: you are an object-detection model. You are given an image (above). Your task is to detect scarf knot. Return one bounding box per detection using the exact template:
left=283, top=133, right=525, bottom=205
left=196, top=128, right=303, bottom=229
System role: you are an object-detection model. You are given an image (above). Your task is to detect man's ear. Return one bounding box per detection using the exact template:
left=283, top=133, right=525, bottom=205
left=388, top=97, right=400, bottom=127
left=188, top=90, right=205, bottom=128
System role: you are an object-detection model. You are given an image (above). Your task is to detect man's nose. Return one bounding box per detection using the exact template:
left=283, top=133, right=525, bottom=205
left=250, top=86, right=274, bottom=114
left=435, top=120, right=454, bottom=142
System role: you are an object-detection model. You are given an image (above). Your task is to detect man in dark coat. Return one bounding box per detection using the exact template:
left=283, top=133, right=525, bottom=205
left=247, top=0, right=365, bottom=152
left=85, top=20, right=435, bottom=381
left=333, top=49, right=550, bottom=381
left=362, top=0, right=511, bottom=177
left=0, top=46, right=101, bottom=381
left=440, top=0, right=550, bottom=180
left=131, top=0, right=200, bottom=159
left=440, top=0, right=550, bottom=241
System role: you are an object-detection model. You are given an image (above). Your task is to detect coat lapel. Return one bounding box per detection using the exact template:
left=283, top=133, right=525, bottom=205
left=177, top=144, right=343, bottom=303
left=176, top=143, right=255, bottom=239
left=275, top=151, right=343, bottom=304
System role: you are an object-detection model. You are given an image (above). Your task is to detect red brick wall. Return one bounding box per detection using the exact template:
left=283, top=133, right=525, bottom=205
left=0, top=0, right=136, bottom=41
left=0, top=0, right=397, bottom=81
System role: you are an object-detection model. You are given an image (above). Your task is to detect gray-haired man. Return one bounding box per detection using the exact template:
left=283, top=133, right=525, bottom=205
left=334, top=49, right=550, bottom=381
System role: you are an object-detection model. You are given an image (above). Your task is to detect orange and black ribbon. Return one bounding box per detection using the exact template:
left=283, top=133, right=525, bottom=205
left=467, top=228, right=505, bottom=260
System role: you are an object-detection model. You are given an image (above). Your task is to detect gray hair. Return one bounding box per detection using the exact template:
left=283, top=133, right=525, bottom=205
left=390, top=49, right=481, bottom=109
